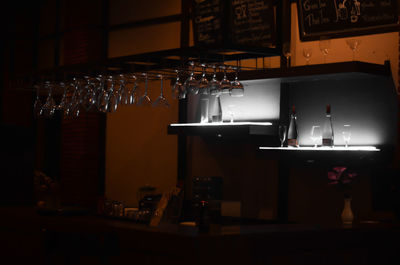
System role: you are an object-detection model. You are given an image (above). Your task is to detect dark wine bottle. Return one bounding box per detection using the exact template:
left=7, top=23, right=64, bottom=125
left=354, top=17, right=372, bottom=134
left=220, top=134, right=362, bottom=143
left=287, top=105, right=298, bottom=147
left=322, top=104, right=334, bottom=147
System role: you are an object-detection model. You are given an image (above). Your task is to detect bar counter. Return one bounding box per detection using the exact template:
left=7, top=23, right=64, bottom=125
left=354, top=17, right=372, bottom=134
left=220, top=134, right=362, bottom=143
left=1, top=206, right=400, bottom=265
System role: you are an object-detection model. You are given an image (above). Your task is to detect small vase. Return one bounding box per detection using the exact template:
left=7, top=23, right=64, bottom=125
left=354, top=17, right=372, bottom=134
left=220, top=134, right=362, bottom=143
left=341, top=197, right=354, bottom=225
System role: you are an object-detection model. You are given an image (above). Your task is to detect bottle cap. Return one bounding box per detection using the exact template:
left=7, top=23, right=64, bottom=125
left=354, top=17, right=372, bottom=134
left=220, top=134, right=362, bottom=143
left=326, top=104, right=331, bottom=114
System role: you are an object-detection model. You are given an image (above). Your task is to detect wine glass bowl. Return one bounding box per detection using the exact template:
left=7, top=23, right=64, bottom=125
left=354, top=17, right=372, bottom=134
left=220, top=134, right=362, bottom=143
left=229, top=67, right=244, bottom=97
left=219, top=65, right=231, bottom=94
left=184, top=61, right=199, bottom=95
left=310, top=126, right=322, bottom=147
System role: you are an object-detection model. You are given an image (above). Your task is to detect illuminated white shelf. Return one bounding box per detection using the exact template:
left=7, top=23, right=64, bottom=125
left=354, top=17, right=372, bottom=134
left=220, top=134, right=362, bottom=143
left=168, top=122, right=275, bottom=136
left=259, top=146, right=380, bottom=152
left=170, top=122, right=273, bottom=127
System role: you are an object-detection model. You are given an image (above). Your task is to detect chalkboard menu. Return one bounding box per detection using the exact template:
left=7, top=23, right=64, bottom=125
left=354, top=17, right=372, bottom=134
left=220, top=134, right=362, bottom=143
left=192, top=0, right=277, bottom=48
left=297, top=0, right=399, bottom=41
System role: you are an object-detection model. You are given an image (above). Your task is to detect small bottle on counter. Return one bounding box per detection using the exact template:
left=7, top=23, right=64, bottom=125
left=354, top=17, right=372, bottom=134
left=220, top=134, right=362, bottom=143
left=198, top=200, right=210, bottom=233
left=287, top=105, right=298, bottom=147
left=322, top=104, right=334, bottom=147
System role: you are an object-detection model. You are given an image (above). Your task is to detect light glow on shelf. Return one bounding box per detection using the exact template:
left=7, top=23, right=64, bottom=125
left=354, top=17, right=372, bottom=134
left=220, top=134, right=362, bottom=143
left=170, top=122, right=273, bottom=127
left=259, top=146, right=380, bottom=152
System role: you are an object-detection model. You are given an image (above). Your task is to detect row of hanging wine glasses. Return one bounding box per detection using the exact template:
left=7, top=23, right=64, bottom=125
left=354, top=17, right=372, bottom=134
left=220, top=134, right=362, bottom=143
left=33, top=62, right=245, bottom=119
left=33, top=73, right=169, bottom=119
left=172, top=62, right=244, bottom=100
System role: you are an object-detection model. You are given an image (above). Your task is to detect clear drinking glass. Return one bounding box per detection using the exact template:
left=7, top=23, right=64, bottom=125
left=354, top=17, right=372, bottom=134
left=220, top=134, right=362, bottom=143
left=342, top=125, right=351, bottom=148
left=310, top=126, right=322, bottom=147
left=200, top=98, right=209, bottom=123
left=279, top=125, right=287, bottom=147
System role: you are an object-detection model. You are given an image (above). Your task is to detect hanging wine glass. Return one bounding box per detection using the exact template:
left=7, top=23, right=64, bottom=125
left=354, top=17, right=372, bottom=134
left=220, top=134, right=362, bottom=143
left=56, top=82, right=68, bottom=111
left=63, top=80, right=76, bottom=118
left=108, top=76, right=119, bottom=112
left=219, top=65, right=230, bottom=94
left=119, top=74, right=130, bottom=106
left=229, top=67, right=244, bottom=97
left=33, top=84, right=43, bottom=118
left=184, top=61, right=199, bottom=95
left=137, top=73, right=152, bottom=106
left=209, top=64, right=221, bottom=96
left=97, top=75, right=109, bottom=113
left=71, top=78, right=84, bottom=117
left=198, top=64, right=209, bottom=95
left=84, top=76, right=98, bottom=112
left=128, top=74, right=138, bottom=105
left=152, top=74, right=170, bottom=108
left=41, top=81, right=56, bottom=118
left=172, top=70, right=185, bottom=99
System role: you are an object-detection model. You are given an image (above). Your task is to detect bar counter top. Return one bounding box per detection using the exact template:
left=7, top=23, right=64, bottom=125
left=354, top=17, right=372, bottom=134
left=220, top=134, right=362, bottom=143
left=1, top=206, right=400, bottom=265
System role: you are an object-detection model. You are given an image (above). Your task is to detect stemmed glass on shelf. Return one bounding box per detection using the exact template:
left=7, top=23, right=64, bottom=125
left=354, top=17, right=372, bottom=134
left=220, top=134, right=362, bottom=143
left=310, top=126, right=322, bottom=148
left=279, top=125, right=287, bottom=147
left=342, top=125, right=351, bottom=148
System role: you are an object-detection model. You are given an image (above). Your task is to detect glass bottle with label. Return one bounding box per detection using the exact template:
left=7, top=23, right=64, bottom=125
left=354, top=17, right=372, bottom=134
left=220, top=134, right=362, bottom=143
left=322, top=104, right=334, bottom=147
left=287, top=105, right=298, bottom=147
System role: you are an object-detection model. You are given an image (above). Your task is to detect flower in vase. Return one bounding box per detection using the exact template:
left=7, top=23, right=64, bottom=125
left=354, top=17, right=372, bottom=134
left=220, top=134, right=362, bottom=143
left=328, top=166, right=357, bottom=197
